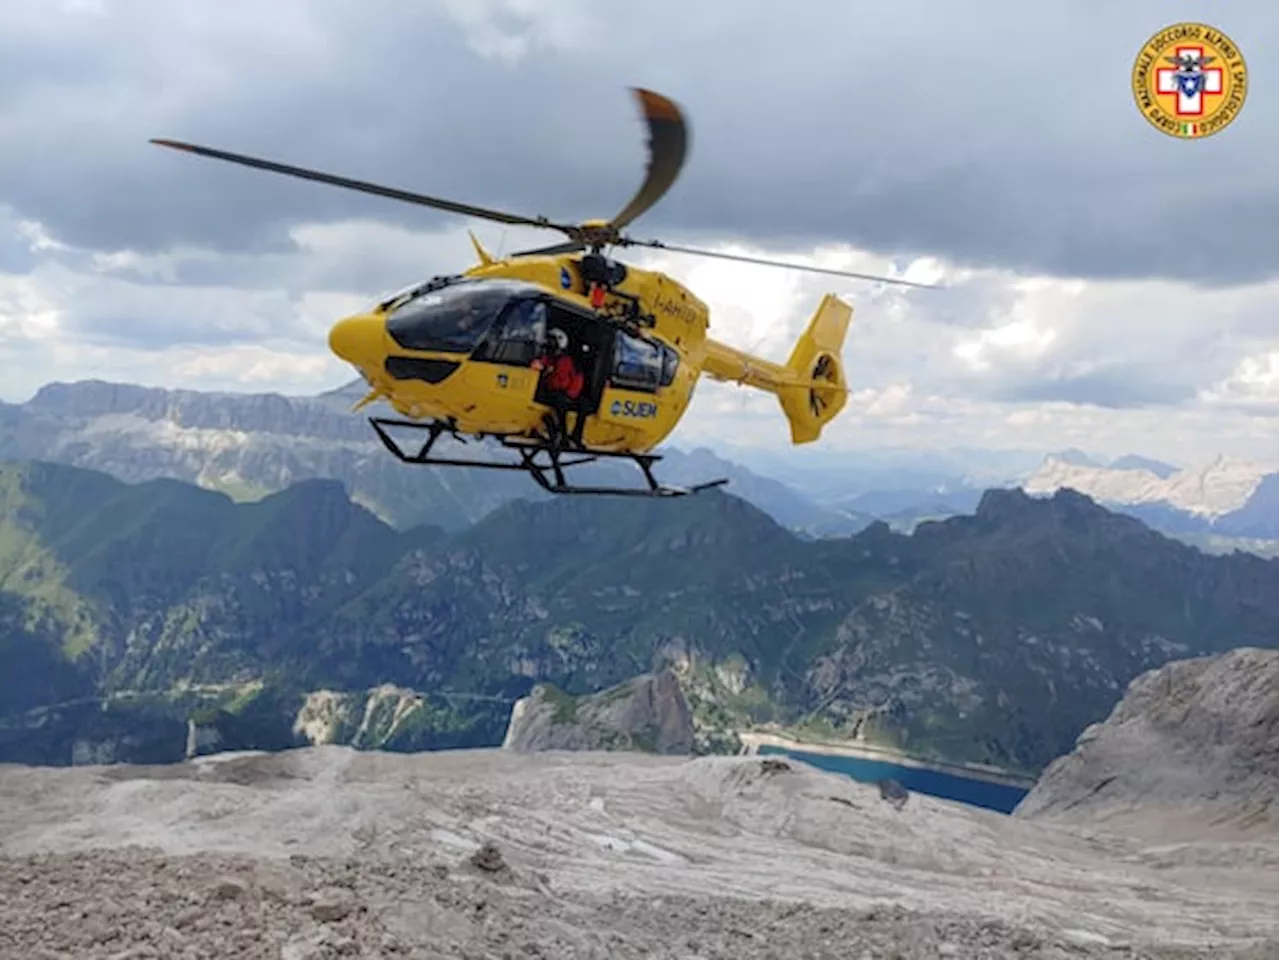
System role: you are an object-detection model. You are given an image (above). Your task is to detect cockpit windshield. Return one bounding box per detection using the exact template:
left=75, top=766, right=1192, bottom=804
left=385, top=280, right=537, bottom=355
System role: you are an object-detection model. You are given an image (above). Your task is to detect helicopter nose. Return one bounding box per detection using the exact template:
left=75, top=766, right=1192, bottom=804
left=328, top=314, right=382, bottom=366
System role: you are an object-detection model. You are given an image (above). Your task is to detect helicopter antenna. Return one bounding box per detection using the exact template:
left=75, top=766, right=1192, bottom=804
left=149, top=87, right=939, bottom=289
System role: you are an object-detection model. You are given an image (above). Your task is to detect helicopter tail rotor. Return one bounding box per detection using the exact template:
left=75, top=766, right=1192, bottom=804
left=777, top=294, right=853, bottom=444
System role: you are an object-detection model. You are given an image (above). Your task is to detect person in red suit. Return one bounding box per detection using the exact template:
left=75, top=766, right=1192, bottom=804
left=532, top=327, right=586, bottom=447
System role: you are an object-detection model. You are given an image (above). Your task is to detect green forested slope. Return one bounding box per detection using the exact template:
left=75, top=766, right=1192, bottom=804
left=1, top=458, right=1274, bottom=772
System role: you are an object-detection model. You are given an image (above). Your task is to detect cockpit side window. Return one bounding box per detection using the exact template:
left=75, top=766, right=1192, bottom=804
left=499, top=300, right=547, bottom=364
left=472, top=298, right=547, bottom=366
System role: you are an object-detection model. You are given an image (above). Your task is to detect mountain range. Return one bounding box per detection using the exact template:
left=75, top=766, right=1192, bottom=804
left=0, top=379, right=870, bottom=537
left=1, top=456, right=1274, bottom=776
left=1, top=379, right=1274, bottom=552
left=1024, top=452, right=1276, bottom=535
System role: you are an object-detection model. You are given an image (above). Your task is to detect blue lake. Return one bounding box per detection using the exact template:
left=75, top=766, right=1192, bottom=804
left=759, top=745, right=1031, bottom=814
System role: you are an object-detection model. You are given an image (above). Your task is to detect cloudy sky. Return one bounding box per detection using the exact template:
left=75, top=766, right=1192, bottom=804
left=1, top=0, right=1276, bottom=466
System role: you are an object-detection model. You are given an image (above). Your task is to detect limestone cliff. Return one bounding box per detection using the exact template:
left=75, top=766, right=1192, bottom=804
left=1013, top=646, right=1278, bottom=840
left=502, top=670, right=694, bottom=754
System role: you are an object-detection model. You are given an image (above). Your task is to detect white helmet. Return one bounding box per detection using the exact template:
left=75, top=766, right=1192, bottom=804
left=547, top=328, right=568, bottom=351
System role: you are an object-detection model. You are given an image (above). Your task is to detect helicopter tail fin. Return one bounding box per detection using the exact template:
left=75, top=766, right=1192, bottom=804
left=777, top=294, right=852, bottom=444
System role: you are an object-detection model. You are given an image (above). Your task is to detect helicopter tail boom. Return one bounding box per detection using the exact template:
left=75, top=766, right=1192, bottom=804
left=703, top=294, right=851, bottom=444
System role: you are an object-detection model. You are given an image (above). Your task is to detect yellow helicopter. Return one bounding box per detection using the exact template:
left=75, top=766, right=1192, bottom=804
left=150, top=89, right=932, bottom=497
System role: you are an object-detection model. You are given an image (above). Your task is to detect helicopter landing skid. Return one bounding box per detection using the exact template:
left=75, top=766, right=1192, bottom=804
left=367, top=417, right=730, bottom=498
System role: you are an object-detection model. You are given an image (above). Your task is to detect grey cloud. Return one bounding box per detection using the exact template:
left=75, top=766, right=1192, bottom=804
left=69, top=308, right=297, bottom=350
left=149, top=224, right=558, bottom=297
left=18, top=263, right=305, bottom=349
left=0, top=207, right=43, bottom=273
left=983, top=365, right=1199, bottom=408
left=0, top=0, right=1276, bottom=285
left=896, top=278, right=1020, bottom=330
left=1204, top=395, right=1280, bottom=420
left=937, top=328, right=1255, bottom=412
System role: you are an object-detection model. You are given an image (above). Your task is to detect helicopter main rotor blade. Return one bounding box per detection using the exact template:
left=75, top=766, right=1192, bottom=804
left=508, top=240, right=587, bottom=258
left=605, top=88, right=690, bottom=233
left=617, top=238, right=940, bottom=288
left=149, top=138, right=575, bottom=233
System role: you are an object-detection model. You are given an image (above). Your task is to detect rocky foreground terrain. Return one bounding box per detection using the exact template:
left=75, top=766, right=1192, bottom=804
left=1015, top=646, right=1278, bottom=842
left=0, top=744, right=1275, bottom=960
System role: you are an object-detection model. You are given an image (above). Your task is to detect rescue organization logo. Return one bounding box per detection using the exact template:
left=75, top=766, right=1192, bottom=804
left=1132, top=23, right=1248, bottom=139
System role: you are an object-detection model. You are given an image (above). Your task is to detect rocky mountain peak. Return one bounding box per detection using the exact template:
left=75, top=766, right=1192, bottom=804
left=1217, top=473, right=1280, bottom=538
left=244, top=477, right=371, bottom=531
left=23, top=378, right=361, bottom=439
left=502, top=668, right=694, bottom=754
left=923, top=485, right=1146, bottom=544
left=973, top=485, right=1036, bottom=519
left=260, top=476, right=355, bottom=509
left=1049, top=447, right=1101, bottom=468
left=1109, top=453, right=1179, bottom=479
left=1014, top=647, right=1279, bottom=840
left=27, top=380, right=174, bottom=417
left=979, top=484, right=1108, bottom=517
left=467, top=487, right=794, bottom=558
